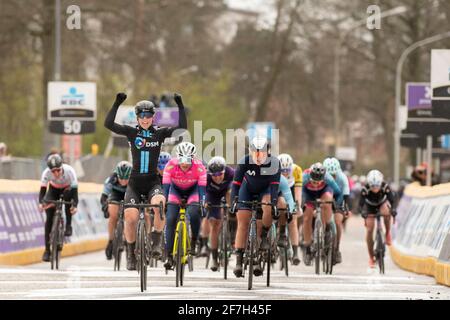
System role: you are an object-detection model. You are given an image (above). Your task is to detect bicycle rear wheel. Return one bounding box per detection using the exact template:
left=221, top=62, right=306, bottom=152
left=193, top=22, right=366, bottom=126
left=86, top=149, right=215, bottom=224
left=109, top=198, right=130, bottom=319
left=113, top=220, right=124, bottom=271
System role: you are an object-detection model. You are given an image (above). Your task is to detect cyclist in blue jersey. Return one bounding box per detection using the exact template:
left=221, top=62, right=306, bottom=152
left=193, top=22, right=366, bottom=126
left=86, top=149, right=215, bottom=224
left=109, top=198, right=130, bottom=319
left=277, top=175, right=297, bottom=251
left=100, top=161, right=132, bottom=260
left=323, top=157, right=349, bottom=264
left=157, top=151, right=172, bottom=183
left=301, top=163, right=343, bottom=266
left=104, top=92, right=187, bottom=270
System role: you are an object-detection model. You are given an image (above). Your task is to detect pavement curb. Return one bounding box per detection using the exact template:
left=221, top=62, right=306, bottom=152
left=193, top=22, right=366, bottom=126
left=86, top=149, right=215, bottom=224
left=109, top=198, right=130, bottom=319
left=0, top=238, right=108, bottom=266
left=390, top=245, right=450, bottom=286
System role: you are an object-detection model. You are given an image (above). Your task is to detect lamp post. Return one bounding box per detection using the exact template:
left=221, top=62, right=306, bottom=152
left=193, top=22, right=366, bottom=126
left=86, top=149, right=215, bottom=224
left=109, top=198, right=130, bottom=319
left=393, top=31, right=450, bottom=187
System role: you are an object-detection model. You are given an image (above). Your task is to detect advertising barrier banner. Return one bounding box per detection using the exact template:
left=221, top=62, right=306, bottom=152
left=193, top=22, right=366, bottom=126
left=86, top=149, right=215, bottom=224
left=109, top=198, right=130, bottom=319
left=0, top=192, right=107, bottom=255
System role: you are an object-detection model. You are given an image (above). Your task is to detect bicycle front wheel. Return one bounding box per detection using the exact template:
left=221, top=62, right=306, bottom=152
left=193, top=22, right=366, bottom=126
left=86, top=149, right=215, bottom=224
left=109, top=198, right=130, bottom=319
left=314, top=219, right=322, bottom=275
left=137, top=221, right=147, bottom=292
left=247, top=221, right=256, bottom=291
left=376, top=231, right=385, bottom=274
left=175, top=226, right=184, bottom=287
left=222, top=220, right=228, bottom=280
left=50, top=214, right=60, bottom=270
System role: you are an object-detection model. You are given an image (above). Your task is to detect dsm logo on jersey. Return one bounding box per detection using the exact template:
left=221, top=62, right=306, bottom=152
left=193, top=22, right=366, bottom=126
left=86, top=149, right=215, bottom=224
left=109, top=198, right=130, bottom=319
left=134, top=137, right=159, bottom=149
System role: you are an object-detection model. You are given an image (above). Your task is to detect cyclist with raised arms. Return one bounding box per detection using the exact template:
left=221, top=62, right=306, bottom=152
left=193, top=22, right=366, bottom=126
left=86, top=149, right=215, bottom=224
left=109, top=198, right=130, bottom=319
left=162, top=142, right=207, bottom=270
left=230, top=136, right=281, bottom=278
left=100, top=161, right=132, bottom=260
left=278, top=153, right=303, bottom=265
left=301, top=163, right=343, bottom=266
left=358, top=170, right=396, bottom=268
left=104, top=92, right=187, bottom=270
left=205, top=156, right=235, bottom=272
left=323, top=157, right=349, bottom=264
left=38, top=154, right=78, bottom=262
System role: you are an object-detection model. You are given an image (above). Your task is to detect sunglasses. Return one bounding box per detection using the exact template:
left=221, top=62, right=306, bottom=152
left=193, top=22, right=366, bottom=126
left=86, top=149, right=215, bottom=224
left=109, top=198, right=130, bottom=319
left=417, top=170, right=425, bottom=174
left=137, top=112, right=154, bottom=119
left=51, top=168, right=61, bottom=173
left=179, top=157, right=192, bottom=164
left=211, top=171, right=225, bottom=177
left=281, top=168, right=291, bottom=174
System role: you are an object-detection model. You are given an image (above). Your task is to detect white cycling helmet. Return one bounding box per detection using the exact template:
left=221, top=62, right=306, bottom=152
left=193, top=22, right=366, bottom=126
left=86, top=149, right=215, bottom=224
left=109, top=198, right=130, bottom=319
left=323, top=157, right=341, bottom=175
left=176, top=142, right=196, bottom=164
left=278, top=154, right=294, bottom=172
left=249, top=136, right=269, bottom=152
left=367, top=170, right=383, bottom=188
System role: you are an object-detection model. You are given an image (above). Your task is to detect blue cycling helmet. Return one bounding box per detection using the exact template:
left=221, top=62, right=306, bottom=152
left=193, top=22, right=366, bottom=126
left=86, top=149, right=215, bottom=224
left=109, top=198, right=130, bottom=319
left=158, top=152, right=172, bottom=171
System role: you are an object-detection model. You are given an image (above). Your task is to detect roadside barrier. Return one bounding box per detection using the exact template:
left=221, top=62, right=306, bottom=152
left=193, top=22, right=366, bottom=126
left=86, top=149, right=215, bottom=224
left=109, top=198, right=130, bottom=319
left=0, top=180, right=107, bottom=265
left=392, top=182, right=450, bottom=286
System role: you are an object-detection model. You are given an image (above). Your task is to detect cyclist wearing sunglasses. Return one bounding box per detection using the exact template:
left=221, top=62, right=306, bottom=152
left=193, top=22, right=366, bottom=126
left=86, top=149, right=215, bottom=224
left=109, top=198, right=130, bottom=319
left=301, top=162, right=342, bottom=266
left=278, top=153, right=303, bottom=265
left=229, top=136, right=281, bottom=278
left=104, top=92, right=187, bottom=270
left=204, top=156, right=235, bottom=272
left=358, top=170, right=396, bottom=268
left=38, top=154, right=78, bottom=262
left=162, top=142, right=207, bottom=270
left=100, top=161, right=132, bottom=260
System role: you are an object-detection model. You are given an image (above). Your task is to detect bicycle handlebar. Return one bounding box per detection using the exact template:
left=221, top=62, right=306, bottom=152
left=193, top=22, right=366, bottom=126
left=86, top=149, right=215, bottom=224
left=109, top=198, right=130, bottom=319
left=44, top=199, right=73, bottom=206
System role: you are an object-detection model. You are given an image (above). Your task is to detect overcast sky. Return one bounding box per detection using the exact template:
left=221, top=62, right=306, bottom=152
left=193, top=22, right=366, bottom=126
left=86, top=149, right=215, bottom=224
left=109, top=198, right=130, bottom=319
left=225, top=0, right=276, bottom=27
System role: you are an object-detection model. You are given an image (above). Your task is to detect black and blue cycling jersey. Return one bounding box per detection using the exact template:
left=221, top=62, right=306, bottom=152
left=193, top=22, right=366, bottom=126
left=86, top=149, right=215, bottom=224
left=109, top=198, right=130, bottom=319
left=104, top=98, right=187, bottom=177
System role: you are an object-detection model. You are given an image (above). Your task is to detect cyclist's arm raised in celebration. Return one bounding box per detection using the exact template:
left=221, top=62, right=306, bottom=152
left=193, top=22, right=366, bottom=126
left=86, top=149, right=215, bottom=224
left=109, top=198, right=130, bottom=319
left=158, top=93, right=188, bottom=139
left=104, top=93, right=134, bottom=136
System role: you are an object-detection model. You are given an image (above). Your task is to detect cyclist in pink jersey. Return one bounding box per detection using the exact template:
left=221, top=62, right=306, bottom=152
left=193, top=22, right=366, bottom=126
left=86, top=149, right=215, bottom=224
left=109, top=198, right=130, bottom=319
left=162, top=142, right=207, bottom=270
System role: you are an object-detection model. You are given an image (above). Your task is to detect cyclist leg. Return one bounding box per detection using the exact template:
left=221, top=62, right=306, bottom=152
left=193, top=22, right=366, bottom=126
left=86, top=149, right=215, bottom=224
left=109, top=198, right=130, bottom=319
left=164, top=186, right=182, bottom=269
left=123, top=184, right=141, bottom=270
left=106, top=196, right=120, bottom=260
left=364, top=208, right=376, bottom=267
left=277, top=195, right=288, bottom=247
left=186, top=187, right=202, bottom=254
left=62, top=188, right=74, bottom=236
left=379, top=201, right=392, bottom=245
left=149, top=183, right=165, bottom=257
left=42, top=186, right=63, bottom=261
left=200, top=217, right=210, bottom=257
left=233, top=184, right=253, bottom=278
left=207, top=193, right=222, bottom=271
left=334, top=211, right=344, bottom=264
left=301, top=188, right=317, bottom=266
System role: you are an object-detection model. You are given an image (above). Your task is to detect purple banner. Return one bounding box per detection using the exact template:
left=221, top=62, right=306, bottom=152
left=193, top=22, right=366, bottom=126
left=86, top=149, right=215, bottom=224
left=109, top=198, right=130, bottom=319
left=154, top=107, right=179, bottom=127
left=0, top=193, right=44, bottom=253
left=406, top=83, right=432, bottom=111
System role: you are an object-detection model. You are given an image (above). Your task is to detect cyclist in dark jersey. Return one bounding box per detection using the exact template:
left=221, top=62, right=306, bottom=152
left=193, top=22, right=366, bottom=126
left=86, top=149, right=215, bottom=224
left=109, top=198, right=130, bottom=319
left=358, top=170, right=396, bottom=268
left=230, top=136, right=281, bottom=278
left=104, top=92, right=187, bottom=270
left=100, top=161, right=132, bottom=260
left=205, top=156, right=235, bottom=272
